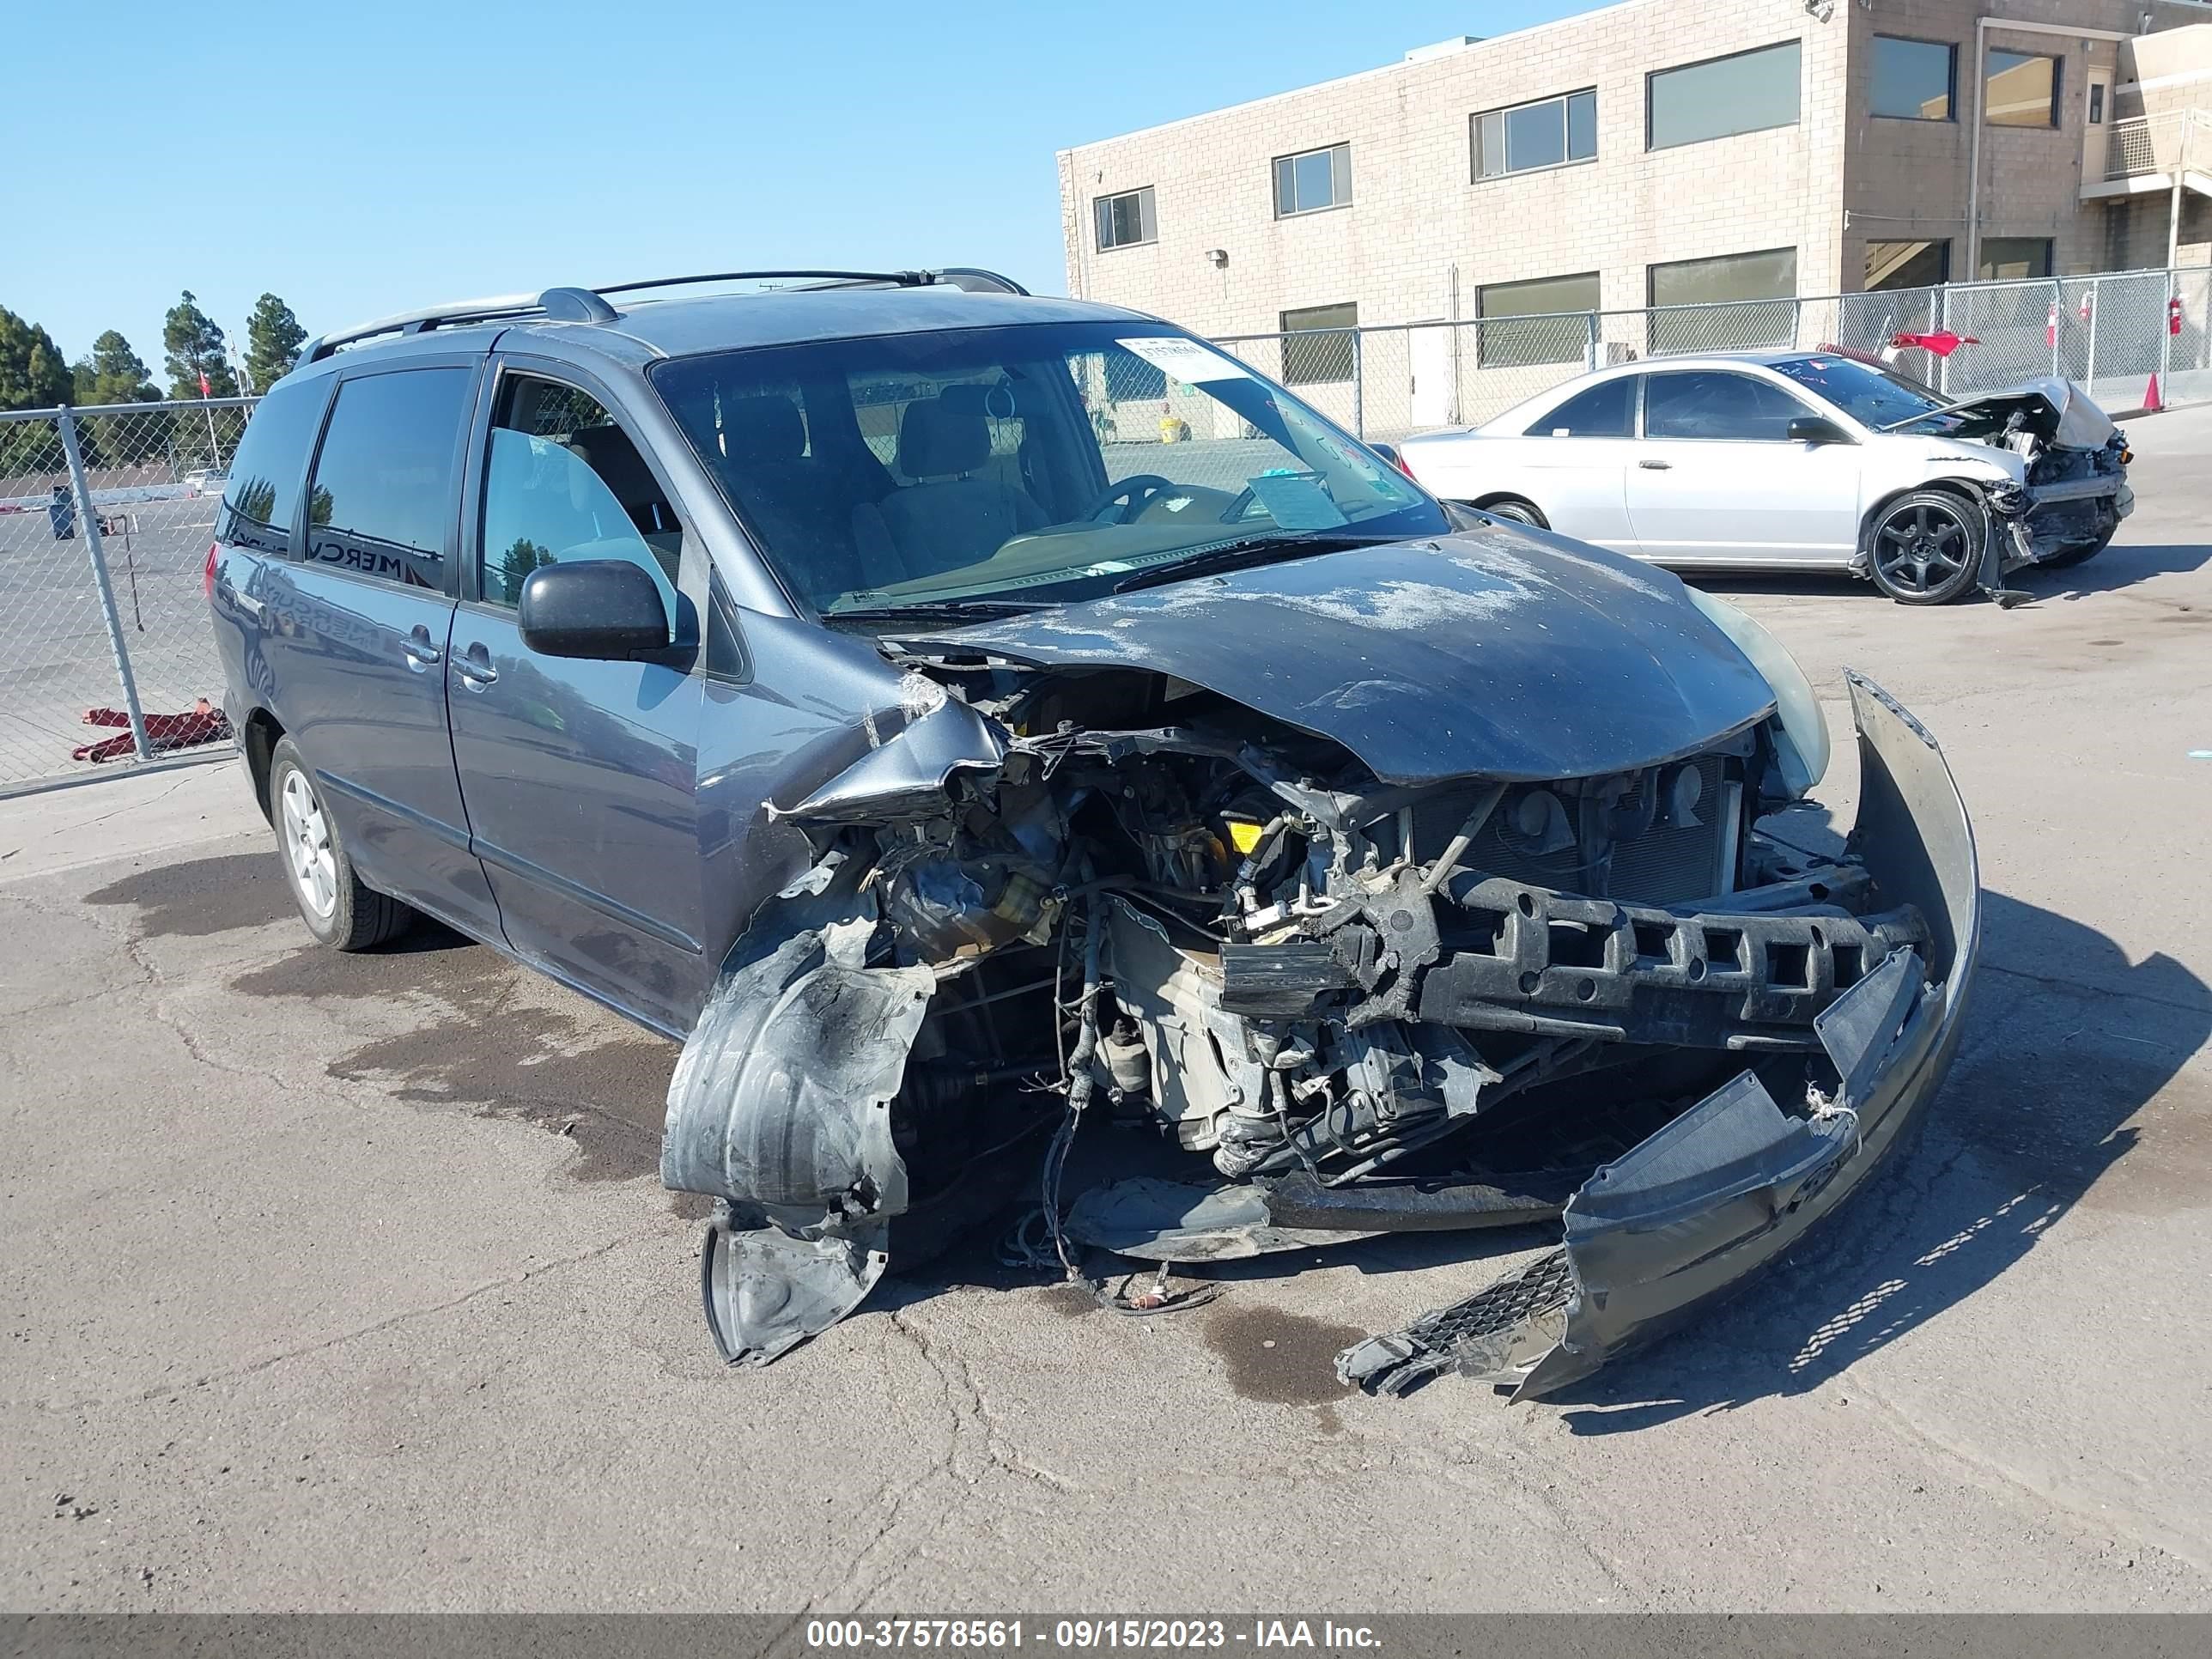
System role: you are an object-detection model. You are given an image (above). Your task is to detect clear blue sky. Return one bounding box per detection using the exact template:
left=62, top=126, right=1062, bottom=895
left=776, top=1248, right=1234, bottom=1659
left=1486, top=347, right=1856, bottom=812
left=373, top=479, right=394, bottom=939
left=2, top=0, right=1594, bottom=372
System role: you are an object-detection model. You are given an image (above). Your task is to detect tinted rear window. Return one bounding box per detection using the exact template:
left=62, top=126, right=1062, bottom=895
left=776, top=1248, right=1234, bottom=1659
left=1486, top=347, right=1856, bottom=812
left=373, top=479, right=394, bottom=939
left=304, top=368, right=473, bottom=589
left=1528, top=378, right=1635, bottom=437
left=217, top=379, right=327, bottom=556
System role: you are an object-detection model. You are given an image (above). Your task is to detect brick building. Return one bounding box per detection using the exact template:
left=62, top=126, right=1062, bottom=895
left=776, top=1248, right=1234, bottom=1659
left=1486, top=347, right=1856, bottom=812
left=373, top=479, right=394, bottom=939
left=1055, top=0, right=2212, bottom=348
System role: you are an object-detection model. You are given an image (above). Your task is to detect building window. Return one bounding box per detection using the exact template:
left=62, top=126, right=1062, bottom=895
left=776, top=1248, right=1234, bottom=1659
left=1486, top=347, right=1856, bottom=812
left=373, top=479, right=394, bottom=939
left=1093, top=187, right=1156, bottom=252
left=2089, top=82, right=2105, bottom=125
left=1865, top=240, right=1951, bottom=290
left=1473, top=90, right=1597, bottom=179
left=1870, top=36, right=1956, bottom=121
left=1648, top=40, right=1802, bottom=151
left=1477, top=273, right=1600, bottom=367
left=1279, top=301, right=1357, bottom=384
left=1985, top=50, right=2061, bottom=127
left=1648, top=248, right=1798, bottom=350
left=1978, top=237, right=2054, bottom=280
left=1273, top=143, right=1351, bottom=217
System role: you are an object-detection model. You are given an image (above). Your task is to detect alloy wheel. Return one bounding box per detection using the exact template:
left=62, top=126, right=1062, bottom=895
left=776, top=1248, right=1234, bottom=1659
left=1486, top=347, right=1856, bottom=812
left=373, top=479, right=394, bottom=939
left=1874, top=501, right=1970, bottom=597
left=279, top=769, right=337, bottom=921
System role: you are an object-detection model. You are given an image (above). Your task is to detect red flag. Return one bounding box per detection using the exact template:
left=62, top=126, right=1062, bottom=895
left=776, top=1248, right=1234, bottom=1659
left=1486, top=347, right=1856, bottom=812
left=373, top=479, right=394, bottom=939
left=198, top=371, right=211, bottom=398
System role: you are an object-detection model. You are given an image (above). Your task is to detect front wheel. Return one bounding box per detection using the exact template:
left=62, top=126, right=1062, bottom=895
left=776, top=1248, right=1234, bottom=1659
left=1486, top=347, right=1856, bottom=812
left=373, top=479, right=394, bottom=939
left=267, top=737, right=413, bottom=951
left=1867, top=490, right=1984, bottom=605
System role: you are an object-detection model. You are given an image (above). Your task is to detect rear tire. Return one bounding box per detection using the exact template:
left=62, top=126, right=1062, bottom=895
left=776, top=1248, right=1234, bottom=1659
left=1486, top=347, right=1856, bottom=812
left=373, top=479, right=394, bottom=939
left=1866, top=489, right=1984, bottom=605
left=1478, top=496, right=1549, bottom=530
left=267, top=737, right=413, bottom=951
left=2034, top=520, right=2117, bottom=570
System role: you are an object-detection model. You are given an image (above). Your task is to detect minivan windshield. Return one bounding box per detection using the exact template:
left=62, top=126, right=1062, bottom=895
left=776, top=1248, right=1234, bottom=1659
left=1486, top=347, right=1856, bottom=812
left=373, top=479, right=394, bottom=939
left=1770, top=354, right=1948, bottom=430
left=651, top=322, right=1443, bottom=618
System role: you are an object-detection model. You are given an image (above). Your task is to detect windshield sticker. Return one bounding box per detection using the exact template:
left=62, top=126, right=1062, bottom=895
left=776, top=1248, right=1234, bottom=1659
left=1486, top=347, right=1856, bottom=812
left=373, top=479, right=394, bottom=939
left=1118, top=336, right=1253, bottom=385
left=1246, top=470, right=1347, bottom=530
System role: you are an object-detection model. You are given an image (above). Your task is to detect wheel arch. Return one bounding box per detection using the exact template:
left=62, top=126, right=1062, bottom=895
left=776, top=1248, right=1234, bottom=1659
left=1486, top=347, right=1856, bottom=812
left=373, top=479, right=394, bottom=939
left=1857, top=476, right=1989, bottom=553
left=1468, top=491, right=1551, bottom=528
left=243, top=708, right=285, bottom=826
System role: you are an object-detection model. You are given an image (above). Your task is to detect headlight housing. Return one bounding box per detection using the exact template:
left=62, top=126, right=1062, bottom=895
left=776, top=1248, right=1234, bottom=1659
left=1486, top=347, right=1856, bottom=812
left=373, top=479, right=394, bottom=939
left=1682, top=587, right=1830, bottom=797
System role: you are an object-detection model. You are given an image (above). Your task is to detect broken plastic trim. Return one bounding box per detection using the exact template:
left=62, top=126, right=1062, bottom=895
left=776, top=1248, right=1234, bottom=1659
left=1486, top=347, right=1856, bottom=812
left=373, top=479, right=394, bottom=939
left=662, top=929, right=936, bottom=1365
left=1340, top=671, right=1980, bottom=1399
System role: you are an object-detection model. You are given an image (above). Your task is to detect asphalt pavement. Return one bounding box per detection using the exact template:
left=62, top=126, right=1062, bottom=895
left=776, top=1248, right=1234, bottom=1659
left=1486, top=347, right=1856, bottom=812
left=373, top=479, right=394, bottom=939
left=3, top=405, right=2209, bottom=1612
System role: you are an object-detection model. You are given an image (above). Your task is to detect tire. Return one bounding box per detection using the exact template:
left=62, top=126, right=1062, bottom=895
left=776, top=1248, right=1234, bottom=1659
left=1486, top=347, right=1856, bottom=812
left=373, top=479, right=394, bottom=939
left=1866, top=489, right=1984, bottom=605
left=2033, top=520, right=2117, bottom=571
left=1480, top=496, right=1549, bottom=530
left=266, top=737, right=413, bottom=951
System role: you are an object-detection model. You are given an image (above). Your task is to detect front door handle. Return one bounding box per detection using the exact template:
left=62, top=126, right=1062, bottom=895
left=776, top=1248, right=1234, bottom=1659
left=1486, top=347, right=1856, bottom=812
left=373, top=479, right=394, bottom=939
left=453, top=645, right=498, bottom=690
left=1638, top=459, right=1673, bottom=471
left=400, top=627, right=441, bottom=670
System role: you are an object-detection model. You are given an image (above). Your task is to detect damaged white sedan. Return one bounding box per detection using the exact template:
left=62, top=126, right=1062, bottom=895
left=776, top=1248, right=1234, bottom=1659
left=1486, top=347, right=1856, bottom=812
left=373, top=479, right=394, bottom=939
left=1395, top=349, right=2131, bottom=605
left=642, top=301, right=1980, bottom=1399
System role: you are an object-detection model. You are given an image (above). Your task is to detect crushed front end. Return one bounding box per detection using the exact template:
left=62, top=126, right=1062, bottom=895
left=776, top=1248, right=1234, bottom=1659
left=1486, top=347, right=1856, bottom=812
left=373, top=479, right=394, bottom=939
left=1929, top=378, right=2134, bottom=581
left=660, top=540, right=1978, bottom=1398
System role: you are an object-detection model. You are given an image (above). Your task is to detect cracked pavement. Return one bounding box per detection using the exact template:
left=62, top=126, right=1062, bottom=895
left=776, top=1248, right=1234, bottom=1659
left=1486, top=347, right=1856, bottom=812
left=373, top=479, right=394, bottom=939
left=3, top=405, right=2209, bottom=1613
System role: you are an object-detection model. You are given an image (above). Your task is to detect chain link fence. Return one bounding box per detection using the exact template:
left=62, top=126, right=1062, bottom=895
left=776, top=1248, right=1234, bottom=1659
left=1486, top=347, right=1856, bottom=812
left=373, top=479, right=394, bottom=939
left=0, top=398, right=252, bottom=793
left=1215, top=263, right=2212, bottom=444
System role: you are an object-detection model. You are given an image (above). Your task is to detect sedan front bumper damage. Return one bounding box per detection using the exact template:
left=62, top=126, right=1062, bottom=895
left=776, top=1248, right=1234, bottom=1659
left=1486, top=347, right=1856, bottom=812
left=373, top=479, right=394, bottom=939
left=1339, top=672, right=1978, bottom=1397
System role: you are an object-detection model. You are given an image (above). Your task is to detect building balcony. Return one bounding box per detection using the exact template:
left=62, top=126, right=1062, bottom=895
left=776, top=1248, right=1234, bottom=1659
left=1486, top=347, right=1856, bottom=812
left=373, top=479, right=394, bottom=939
left=2082, top=110, right=2212, bottom=200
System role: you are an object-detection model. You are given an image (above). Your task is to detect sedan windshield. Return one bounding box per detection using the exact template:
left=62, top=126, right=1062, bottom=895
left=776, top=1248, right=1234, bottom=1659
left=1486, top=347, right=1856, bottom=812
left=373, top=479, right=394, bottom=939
left=1770, top=355, right=1948, bottom=429
left=651, top=322, right=1443, bottom=617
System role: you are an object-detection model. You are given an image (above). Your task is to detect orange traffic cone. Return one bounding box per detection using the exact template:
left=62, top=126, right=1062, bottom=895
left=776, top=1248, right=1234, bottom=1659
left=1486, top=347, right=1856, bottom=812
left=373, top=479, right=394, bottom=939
left=2143, top=372, right=2164, bottom=412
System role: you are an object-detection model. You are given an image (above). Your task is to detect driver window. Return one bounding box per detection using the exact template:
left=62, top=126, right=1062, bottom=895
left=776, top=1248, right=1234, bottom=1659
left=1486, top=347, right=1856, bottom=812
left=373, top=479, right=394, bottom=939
left=478, top=375, right=683, bottom=610
left=1644, top=371, right=1806, bottom=441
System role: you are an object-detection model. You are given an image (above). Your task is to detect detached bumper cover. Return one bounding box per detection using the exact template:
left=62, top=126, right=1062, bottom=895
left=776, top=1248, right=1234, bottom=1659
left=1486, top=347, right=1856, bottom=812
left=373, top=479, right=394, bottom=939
left=1340, top=672, right=1979, bottom=1398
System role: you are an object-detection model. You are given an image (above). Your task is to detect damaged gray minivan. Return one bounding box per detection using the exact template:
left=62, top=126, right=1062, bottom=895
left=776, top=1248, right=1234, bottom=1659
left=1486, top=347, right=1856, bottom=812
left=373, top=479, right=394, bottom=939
left=210, top=271, right=1979, bottom=1400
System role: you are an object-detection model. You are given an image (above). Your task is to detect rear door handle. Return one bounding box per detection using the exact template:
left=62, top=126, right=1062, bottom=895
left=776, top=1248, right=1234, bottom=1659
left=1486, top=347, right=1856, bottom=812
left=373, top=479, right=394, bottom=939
left=1638, top=459, right=1673, bottom=471
left=400, top=629, right=442, bottom=670
left=453, top=645, right=498, bottom=690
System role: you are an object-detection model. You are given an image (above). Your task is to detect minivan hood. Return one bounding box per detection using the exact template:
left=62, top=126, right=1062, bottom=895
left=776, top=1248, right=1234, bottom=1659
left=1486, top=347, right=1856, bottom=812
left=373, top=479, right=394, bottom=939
left=899, top=528, right=1778, bottom=785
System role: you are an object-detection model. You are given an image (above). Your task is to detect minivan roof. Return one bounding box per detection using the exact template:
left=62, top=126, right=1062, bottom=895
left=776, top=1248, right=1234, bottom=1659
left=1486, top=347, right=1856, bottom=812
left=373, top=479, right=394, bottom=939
left=288, top=283, right=1155, bottom=383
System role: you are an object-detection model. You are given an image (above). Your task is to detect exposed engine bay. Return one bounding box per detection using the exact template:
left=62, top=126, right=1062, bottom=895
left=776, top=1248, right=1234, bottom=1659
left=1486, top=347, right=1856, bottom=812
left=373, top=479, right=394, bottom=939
left=660, top=535, right=1978, bottom=1401
left=1896, top=377, right=2134, bottom=580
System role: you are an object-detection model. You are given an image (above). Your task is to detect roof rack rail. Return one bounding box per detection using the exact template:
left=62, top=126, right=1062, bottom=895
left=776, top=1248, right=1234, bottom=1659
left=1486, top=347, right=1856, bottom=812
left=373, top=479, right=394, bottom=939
left=300, top=294, right=544, bottom=363
left=596, top=267, right=1030, bottom=299
left=301, top=265, right=1030, bottom=362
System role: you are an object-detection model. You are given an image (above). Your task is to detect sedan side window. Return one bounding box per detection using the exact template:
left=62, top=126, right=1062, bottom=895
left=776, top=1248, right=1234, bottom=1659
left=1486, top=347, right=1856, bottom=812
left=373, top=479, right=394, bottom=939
left=1527, top=377, right=1636, bottom=437
left=1644, top=372, right=1807, bottom=441
left=479, top=374, right=683, bottom=611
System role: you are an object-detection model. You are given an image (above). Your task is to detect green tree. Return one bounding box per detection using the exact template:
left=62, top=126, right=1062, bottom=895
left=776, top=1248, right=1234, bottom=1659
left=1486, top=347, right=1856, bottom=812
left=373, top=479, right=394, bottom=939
left=0, top=307, right=73, bottom=480
left=162, top=290, right=240, bottom=401
left=244, top=293, right=306, bottom=392
left=0, top=306, right=71, bottom=411
left=71, top=330, right=162, bottom=405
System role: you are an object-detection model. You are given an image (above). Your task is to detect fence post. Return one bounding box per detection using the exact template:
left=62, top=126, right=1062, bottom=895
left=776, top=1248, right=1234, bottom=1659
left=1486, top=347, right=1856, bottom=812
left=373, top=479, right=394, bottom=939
left=2084, top=276, right=2099, bottom=392
left=58, top=408, right=153, bottom=763
left=1935, top=285, right=1950, bottom=397
left=1350, top=330, right=1365, bottom=439
left=2049, top=277, right=2063, bottom=377
left=1585, top=311, right=1599, bottom=372
left=2161, top=268, right=2176, bottom=392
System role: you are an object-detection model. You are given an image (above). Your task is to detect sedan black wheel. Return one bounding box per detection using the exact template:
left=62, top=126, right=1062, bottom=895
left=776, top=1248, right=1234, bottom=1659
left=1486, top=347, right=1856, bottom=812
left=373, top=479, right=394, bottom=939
left=1479, top=496, right=1549, bottom=530
left=1868, top=490, right=1984, bottom=605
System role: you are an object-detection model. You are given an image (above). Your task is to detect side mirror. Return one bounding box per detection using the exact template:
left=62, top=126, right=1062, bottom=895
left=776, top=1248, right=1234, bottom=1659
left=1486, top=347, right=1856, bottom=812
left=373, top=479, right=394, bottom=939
left=1787, top=415, right=1852, bottom=445
left=518, top=560, right=671, bottom=659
